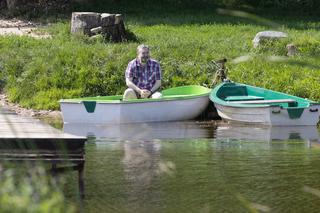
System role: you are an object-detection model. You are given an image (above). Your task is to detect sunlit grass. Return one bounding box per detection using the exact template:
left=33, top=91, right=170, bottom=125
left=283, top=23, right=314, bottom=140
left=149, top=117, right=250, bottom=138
left=0, top=12, right=319, bottom=110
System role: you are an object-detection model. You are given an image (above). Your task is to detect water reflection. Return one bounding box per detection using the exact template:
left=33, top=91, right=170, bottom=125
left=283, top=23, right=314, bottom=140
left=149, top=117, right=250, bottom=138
left=0, top=138, right=86, bottom=199
left=62, top=122, right=320, bottom=212
left=215, top=125, right=319, bottom=142
left=63, top=121, right=215, bottom=140
left=122, top=140, right=176, bottom=211
left=64, top=121, right=319, bottom=143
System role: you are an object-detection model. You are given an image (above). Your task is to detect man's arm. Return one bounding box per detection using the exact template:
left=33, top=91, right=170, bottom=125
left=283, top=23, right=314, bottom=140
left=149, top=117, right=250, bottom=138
left=150, top=62, right=162, bottom=94
left=126, top=77, right=141, bottom=95
left=150, top=80, right=161, bottom=93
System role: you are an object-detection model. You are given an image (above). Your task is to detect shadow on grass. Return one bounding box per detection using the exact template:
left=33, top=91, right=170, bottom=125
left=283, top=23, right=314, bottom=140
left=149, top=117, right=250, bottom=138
left=124, top=11, right=320, bottom=31
left=1, top=1, right=320, bottom=30
left=124, top=29, right=139, bottom=42
left=70, top=1, right=320, bottom=30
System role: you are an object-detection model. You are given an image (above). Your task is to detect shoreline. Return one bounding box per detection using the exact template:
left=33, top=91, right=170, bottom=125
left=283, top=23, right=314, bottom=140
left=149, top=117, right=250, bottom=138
left=0, top=92, right=62, bottom=121
left=0, top=17, right=51, bottom=39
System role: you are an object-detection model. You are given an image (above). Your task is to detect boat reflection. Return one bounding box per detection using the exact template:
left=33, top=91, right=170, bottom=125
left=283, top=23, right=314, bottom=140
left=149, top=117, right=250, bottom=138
left=215, top=125, right=319, bottom=142
left=63, top=121, right=215, bottom=140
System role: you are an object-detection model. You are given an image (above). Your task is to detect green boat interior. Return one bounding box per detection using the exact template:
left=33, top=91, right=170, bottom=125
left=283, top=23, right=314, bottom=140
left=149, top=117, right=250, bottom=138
left=216, top=83, right=311, bottom=109
left=212, top=82, right=316, bottom=119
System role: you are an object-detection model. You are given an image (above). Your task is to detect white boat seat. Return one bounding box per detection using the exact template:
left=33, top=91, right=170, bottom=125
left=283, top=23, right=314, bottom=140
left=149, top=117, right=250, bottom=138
left=225, top=95, right=264, bottom=101
left=230, top=99, right=297, bottom=104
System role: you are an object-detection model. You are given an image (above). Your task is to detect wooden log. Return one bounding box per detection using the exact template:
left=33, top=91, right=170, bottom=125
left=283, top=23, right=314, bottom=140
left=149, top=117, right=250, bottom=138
left=90, top=26, right=102, bottom=35
left=71, top=12, right=101, bottom=36
left=88, top=34, right=103, bottom=42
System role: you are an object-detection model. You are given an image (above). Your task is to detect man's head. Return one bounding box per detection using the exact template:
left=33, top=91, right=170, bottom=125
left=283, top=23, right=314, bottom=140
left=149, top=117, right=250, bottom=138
left=137, top=44, right=150, bottom=64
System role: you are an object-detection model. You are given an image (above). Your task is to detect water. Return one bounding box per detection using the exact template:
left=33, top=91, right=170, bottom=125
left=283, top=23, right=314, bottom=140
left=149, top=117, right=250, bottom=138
left=62, top=122, right=320, bottom=213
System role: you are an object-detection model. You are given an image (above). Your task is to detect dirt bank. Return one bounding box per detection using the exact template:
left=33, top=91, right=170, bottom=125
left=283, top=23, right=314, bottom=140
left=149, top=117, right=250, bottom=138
left=0, top=92, right=62, bottom=120
left=0, top=16, right=51, bottom=38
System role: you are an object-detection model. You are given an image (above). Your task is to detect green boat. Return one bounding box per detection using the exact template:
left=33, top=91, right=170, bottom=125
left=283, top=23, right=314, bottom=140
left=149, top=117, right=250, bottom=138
left=210, top=82, right=320, bottom=126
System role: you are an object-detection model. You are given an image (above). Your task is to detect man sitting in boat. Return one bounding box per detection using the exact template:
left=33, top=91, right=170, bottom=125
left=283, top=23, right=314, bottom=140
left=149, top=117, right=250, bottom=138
left=123, top=44, right=162, bottom=100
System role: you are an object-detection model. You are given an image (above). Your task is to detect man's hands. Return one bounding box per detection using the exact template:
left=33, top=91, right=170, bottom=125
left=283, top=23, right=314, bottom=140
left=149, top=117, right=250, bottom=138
left=139, top=89, right=151, bottom=99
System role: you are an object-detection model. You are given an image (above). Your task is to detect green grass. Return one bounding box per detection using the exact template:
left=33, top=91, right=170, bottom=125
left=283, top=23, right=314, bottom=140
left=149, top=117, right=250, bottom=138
left=0, top=12, right=319, bottom=110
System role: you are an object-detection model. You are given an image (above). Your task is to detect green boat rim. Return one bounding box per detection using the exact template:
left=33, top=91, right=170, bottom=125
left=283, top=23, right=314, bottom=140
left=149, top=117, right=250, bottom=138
left=210, top=82, right=313, bottom=108
left=60, top=85, right=211, bottom=104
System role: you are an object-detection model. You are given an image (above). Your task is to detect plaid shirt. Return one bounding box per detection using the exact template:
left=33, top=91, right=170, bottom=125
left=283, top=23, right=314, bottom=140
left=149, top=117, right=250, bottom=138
left=125, top=58, right=161, bottom=91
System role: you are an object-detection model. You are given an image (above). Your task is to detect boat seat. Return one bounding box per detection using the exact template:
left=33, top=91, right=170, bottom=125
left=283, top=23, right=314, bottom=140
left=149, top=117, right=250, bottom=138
left=230, top=99, right=297, bottom=104
left=225, top=95, right=264, bottom=101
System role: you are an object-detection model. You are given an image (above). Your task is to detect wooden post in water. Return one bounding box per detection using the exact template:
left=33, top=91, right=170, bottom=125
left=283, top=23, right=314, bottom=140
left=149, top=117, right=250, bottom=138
left=212, top=58, right=228, bottom=85
left=78, top=162, right=85, bottom=199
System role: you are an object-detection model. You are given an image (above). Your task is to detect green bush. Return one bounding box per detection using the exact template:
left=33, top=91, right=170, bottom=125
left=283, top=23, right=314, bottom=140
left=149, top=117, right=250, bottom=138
left=0, top=167, right=76, bottom=213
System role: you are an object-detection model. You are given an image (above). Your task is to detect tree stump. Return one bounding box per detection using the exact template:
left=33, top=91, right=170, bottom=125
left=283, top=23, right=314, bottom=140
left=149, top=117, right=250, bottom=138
left=212, top=58, right=228, bottom=85
left=70, top=12, right=128, bottom=42
left=71, top=12, right=101, bottom=36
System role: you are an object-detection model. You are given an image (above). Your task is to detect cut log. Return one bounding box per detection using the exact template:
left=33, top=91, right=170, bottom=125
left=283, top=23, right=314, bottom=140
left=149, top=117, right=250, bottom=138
left=90, top=26, right=102, bottom=35
left=71, top=12, right=101, bottom=36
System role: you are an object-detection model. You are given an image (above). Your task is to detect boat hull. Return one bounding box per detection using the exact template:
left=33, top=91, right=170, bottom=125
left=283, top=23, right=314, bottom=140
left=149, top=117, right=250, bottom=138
left=215, top=103, right=320, bottom=126
left=61, top=96, right=209, bottom=124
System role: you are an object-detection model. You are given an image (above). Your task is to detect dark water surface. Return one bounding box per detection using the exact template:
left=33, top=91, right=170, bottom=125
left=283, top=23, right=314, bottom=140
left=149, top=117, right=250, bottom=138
left=63, top=122, right=320, bottom=213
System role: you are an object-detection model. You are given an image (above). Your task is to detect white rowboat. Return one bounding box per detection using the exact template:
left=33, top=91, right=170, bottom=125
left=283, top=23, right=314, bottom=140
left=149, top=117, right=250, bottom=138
left=60, top=85, right=211, bottom=124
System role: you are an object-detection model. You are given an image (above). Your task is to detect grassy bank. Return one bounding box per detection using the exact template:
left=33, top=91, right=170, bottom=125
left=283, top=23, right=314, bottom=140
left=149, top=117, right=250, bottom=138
left=0, top=12, right=319, bottom=110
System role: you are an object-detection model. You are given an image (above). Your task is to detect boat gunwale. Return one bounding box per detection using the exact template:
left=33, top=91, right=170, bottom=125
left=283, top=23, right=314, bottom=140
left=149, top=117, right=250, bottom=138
left=60, top=93, right=210, bottom=104
left=60, top=85, right=211, bottom=104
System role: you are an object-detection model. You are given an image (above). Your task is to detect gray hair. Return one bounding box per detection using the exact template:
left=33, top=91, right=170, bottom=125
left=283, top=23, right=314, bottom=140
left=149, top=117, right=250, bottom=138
left=137, top=44, right=150, bottom=53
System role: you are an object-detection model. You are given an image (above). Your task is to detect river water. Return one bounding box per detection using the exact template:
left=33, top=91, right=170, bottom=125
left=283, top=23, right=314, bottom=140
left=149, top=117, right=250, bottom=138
left=62, top=121, right=320, bottom=213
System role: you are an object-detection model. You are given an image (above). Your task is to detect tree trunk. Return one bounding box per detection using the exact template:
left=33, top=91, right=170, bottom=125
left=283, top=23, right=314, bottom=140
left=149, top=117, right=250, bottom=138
left=0, top=0, right=6, bottom=9
left=6, top=0, right=19, bottom=10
